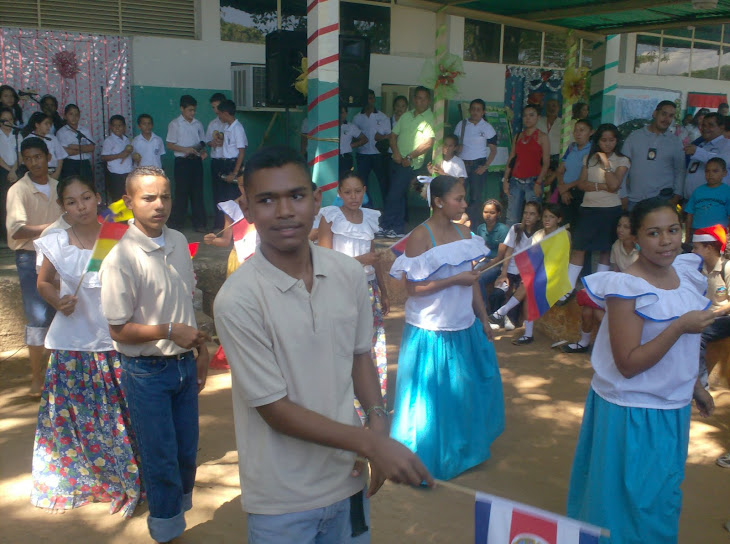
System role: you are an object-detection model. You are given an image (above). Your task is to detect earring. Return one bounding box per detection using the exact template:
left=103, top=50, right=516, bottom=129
left=437, top=204, right=443, bottom=208
left=635, top=243, right=640, bottom=251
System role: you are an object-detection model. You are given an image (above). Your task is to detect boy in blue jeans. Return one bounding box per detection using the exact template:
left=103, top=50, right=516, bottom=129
left=100, top=166, right=210, bottom=543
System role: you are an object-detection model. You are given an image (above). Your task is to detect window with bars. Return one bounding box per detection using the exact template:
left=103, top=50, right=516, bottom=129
left=0, top=0, right=197, bottom=39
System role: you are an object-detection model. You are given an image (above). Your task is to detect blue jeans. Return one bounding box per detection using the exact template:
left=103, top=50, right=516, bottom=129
left=248, top=495, right=350, bottom=544
left=15, top=250, right=55, bottom=346
left=478, top=265, right=502, bottom=312
left=699, top=315, right=730, bottom=388
left=381, top=162, right=415, bottom=234
left=357, top=153, right=388, bottom=208
left=120, top=352, right=199, bottom=543
left=507, top=177, right=538, bottom=226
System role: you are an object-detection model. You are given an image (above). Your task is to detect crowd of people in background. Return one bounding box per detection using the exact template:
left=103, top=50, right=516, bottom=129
left=3, top=76, right=730, bottom=543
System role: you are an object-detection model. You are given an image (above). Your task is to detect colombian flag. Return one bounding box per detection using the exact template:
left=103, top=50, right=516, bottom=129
left=513, top=227, right=571, bottom=321
left=85, top=221, right=129, bottom=272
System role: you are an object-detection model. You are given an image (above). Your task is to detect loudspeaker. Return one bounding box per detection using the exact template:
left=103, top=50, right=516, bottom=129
left=339, top=35, right=370, bottom=108
left=265, top=30, right=307, bottom=107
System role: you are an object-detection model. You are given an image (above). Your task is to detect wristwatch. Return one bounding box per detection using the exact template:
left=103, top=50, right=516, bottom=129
left=602, top=165, right=614, bottom=173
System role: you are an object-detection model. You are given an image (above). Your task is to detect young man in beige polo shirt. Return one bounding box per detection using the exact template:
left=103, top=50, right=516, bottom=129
left=214, top=146, right=432, bottom=544
left=6, top=137, right=61, bottom=395
left=99, top=166, right=210, bottom=544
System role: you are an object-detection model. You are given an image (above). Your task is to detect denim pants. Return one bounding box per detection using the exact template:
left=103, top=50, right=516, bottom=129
left=478, top=265, right=502, bottom=313
left=357, top=153, right=388, bottom=208
left=120, top=352, right=199, bottom=543
left=15, top=250, right=55, bottom=346
left=699, top=315, right=730, bottom=388
left=507, top=176, right=538, bottom=225
left=381, top=162, right=415, bottom=234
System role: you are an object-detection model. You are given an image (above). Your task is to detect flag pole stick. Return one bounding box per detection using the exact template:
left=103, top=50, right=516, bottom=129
left=213, top=218, right=243, bottom=238
left=475, top=224, right=570, bottom=274
left=73, top=271, right=87, bottom=297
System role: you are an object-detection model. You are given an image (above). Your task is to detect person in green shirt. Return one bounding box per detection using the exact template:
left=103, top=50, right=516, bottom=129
left=378, top=86, right=435, bottom=238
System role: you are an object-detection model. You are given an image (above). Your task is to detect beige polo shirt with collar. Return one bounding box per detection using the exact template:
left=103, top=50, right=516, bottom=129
left=99, top=220, right=197, bottom=357
left=214, top=242, right=372, bottom=515
left=5, top=173, right=61, bottom=250
left=704, top=257, right=730, bottom=309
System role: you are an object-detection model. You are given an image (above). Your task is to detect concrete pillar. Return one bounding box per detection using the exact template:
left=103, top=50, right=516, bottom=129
left=589, top=35, right=620, bottom=125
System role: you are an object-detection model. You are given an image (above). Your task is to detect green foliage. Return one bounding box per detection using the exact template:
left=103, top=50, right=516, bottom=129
left=220, top=19, right=264, bottom=44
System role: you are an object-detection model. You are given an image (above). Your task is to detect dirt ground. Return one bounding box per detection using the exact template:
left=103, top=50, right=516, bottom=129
left=1, top=309, right=729, bottom=543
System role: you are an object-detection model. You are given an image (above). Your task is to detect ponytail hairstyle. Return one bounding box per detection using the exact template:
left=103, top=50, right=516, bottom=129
left=22, top=111, right=51, bottom=138
left=412, top=175, right=461, bottom=208
left=337, top=170, right=365, bottom=189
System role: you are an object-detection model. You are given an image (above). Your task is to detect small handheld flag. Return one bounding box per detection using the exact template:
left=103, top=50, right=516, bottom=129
left=108, top=198, right=133, bottom=223
left=188, top=242, right=200, bottom=259
left=73, top=221, right=129, bottom=296
left=231, top=218, right=257, bottom=263
left=513, top=227, right=572, bottom=321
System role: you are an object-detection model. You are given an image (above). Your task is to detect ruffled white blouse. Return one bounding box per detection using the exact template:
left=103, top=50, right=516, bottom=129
left=34, top=230, right=114, bottom=352
left=390, top=235, right=488, bottom=331
left=583, top=253, right=710, bottom=409
left=319, top=206, right=380, bottom=280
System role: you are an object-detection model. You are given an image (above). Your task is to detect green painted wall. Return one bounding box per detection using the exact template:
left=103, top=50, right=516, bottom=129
left=131, top=85, right=306, bottom=223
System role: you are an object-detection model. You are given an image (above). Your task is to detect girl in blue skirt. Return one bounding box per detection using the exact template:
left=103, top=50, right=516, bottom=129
left=389, top=175, right=505, bottom=480
left=567, top=197, right=718, bottom=543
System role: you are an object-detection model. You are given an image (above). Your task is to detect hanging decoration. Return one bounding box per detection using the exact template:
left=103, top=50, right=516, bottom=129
left=52, top=50, right=81, bottom=79
left=294, top=57, right=308, bottom=98
left=420, top=53, right=465, bottom=101
left=561, top=67, right=589, bottom=103
left=508, top=66, right=563, bottom=103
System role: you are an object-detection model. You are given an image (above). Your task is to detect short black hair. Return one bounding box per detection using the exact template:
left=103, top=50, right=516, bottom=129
left=704, top=112, right=723, bottom=125
left=109, top=114, right=126, bottom=126
left=180, top=94, right=197, bottom=108
left=137, top=113, right=153, bottom=125
left=57, top=175, right=96, bottom=201
left=243, top=146, right=310, bottom=194
left=393, top=95, right=408, bottom=108
left=64, top=103, right=80, bottom=115
left=20, top=136, right=49, bottom=156
left=210, top=92, right=227, bottom=104
left=218, top=99, right=236, bottom=116
left=655, top=100, right=676, bottom=111
left=470, top=98, right=486, bottom=111
left=707, top=157, right=727, bottom=171
left=444, top=134, right=458, bottom=145
left=40, top=94, right=58, bottom=108
left=414, top=86, right=431, bottom=98
left=719, top=102, right=729, bottom=109
left=572, top=102, right=587, bottom=117
left=523, top=104, right=540, bottom=115
left=367, top=89, right=375, bottom=97
left=0, top=106, right=14, bottom=120
left=575, top=118, right=593, bottom=130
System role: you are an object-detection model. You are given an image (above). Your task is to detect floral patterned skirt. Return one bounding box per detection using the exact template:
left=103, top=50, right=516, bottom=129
left=354, top=278, right=388, bottom=422
left=30, top=350, right=142, bottom=517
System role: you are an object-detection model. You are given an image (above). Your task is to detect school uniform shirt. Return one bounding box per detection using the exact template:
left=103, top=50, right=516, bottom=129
left=622, top=126, right=685, bottom=203
left=56, top=124, right=94, bottom=161
left=609, top=239, right=639, bottom=273
left=352, top=109, right=390, bottom=155
left=476, top=222, right=509, bottom=259
left=206, top=117, right=226, bottom=159
left=101, top=133, right=133, bottom=174
left=339, top=123, right=362, bottom=155
left=214, top=243, right=370, bottom=514
left=166, top=115, right=205, bottom=158
left=5, top=173, right=61, bottom=250
left=454, top=119, right=497, bottom=161
left=99, top=220, right=197, bottom=357
left=536, top=115, right=562, bottom=156
left=441, top=156, right=467, bottom=179
left=684, top=135, right=730, bottom=198
left=581, top=154, right=631, bottom=208
left=221, top=119, right=248, bottom=159
left=703, top=257, right=730, bottom=309
left=22, top=133, right=68, bottom=169
left=0, top=129, right=18, bottom=169
left=685, top=183, right=730, bottom=229
left=503, top=225, right=545, bottom=275
left=132, top=133, right=165, bottom=168
left=561, top=141, right=591, bottom=184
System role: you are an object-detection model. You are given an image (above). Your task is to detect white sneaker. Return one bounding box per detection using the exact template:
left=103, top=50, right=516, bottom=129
left=504, top=316, right=516, bottom=331
left=489, top=322, right=500, bottom=330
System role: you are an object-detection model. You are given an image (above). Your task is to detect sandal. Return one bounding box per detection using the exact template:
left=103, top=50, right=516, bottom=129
left=512, top=335, right=534, bottom=345
left=716, top=453, right=730, bottom=468
left=561, top=342, right=590, bottom=354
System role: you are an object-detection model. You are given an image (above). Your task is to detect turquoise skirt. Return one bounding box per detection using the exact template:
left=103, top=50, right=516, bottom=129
left=567, top=388, right=691, bottom=544
left=390, top=320, right=505, bottom=480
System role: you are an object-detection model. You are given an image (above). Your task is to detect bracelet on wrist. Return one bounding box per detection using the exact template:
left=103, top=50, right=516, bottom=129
left=167, top=322, right=173, bottom=340
left=365, top=405, right=388, bottom=422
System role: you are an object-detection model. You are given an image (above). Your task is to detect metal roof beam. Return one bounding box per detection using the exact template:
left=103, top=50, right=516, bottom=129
left=518, top=0, right=684, bottom=22
left=396, top=0, right=605, bottom=40
left=592, top=16, right=730, bottom=34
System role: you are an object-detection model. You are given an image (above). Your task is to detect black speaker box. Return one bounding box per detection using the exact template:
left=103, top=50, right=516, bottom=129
left=265, top=30, right=307, bottom=107
left=339, top=35, right=370, bottom=108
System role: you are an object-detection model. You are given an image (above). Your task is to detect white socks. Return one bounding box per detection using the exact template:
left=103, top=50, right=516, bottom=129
left=497, top=296, right=520, bottom=317
left=567, top=263, right=583, bottom=288
left=524, top=320, right=534, bottom=337
left=579, top=330, right=592, bottom=346
left=596, top=263, right=610, bottom=273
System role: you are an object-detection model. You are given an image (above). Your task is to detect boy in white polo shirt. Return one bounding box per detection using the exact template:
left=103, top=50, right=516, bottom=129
left=206, top=93, right=227, bottom=229
left=100, top=166, right=210, bottom=543
left=132, top=114, right=165, bottom=168
left=166, top=95, right=207, bottom=232
left=215, top=146, right=432, bottom=544
left=100, top=114, right=133, bottom=203
left=214, top=99, right=247, bottom=225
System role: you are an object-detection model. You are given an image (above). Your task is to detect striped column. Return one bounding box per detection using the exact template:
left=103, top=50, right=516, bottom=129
left=589, top=35, right=620, bottom=126
left=558, top=31, right=578, bottom=157
left=431, top=14, right=449, bottom=167
left=307, top=0, right=340, bottom=205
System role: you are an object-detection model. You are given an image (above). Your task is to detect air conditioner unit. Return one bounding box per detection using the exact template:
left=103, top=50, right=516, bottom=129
left=232, top=64, right=267, bottom=109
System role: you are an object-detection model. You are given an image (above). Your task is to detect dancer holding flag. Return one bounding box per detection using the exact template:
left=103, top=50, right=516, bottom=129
left=31, top=175, right=141, bottom=515
left=567, top=198, right=719, bottom=544
left=389, top=175, right=504, bottom=480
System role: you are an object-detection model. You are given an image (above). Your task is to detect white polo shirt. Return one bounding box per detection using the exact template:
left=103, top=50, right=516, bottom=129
left=352, top=110, right=390, bottom=155
left=454, top=119, right=497, bottom=161
left=340, top=123, right=362, bottom=155
left=56, top=124, right=94, bottom=161
left=441, top=156, right=467, bottom=179
left=132, top=133, right=165, bottom=168
left=23, top=133, right=68, bottom=169
left=101, top=133, right=133, bottom=174
left=221, top=119, right=248, bottom=159
left=0, top=130, right=18, bottom=168
left=206, top=117, right=226, bottom=159
left=166, top=115, right=206, bottom=158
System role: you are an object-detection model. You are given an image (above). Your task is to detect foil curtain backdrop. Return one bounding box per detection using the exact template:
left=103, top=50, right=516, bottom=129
left=0, top=28, right=132, bottom=193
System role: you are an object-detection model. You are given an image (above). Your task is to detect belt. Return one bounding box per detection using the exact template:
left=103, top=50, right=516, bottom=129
left=463, top=158, right=486, bottom=166
left=125, top=351, right=193, bottom=362
left=512, top=176, right=536, bottom=184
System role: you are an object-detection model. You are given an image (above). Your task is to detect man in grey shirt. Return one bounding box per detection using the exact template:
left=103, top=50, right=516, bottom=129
left=621, top=100, right=685, bottom=209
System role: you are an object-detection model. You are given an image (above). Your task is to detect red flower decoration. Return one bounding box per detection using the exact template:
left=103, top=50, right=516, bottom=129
left=60, top=436, right=72, bottom=445
left=53, top=51, right=80, bottom=80
left=89, top=444, right=101, bottom=453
